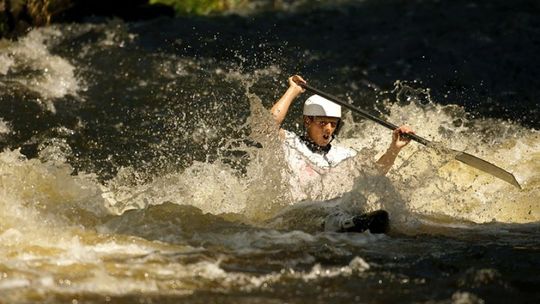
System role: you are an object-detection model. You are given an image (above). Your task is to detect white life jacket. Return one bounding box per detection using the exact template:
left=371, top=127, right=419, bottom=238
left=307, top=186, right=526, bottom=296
left=283, top=130, right=357, bottom=202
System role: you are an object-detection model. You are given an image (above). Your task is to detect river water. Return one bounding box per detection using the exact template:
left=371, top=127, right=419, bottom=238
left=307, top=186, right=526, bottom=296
left=0, top=1, right=539, bottom=303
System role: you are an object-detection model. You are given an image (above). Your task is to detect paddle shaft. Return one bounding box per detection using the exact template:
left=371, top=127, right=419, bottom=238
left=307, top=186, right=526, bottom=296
left=300, top=83, right=431, bottom=146
left=297, top=81, right=521, bottom=189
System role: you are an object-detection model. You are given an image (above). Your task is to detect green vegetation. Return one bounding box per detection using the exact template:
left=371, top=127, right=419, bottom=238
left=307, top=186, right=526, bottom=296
left=0, top=0, right=253, bottom=37
left=149, top=0, right=247, bottom=15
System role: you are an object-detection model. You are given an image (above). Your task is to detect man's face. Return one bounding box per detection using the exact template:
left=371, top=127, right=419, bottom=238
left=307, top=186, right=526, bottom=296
left=305, top=116, right=340, bottom=146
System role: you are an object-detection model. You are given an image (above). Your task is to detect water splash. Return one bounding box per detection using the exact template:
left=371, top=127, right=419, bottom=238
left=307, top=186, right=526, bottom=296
left=0, top=11, right=538, bottom=304
left=367, top=84, right=539, bottom=225
left=0, top=27, right=81, bottom=108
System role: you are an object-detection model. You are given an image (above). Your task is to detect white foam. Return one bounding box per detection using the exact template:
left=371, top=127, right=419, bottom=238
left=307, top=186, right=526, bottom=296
left=102, top=162, right=249, bottom=215
left=0, top=278, right=31, bottom=290
left=0, top=53, right=15, bottom=75
left=0, top=118, right=12, bottom=134
left=0, top=228, right=23, bottom=244
left=0, top=27, right=81, bottom=101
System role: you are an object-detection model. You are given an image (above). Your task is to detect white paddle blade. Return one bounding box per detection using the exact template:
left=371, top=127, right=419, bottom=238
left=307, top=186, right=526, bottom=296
left=454, top=151, right=522, bottom=189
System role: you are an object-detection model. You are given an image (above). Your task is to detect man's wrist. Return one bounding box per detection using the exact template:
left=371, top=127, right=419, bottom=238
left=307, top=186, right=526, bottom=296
left=386, top=146, right=400, bottom=156
left=287, top=86, right=302, bottom=96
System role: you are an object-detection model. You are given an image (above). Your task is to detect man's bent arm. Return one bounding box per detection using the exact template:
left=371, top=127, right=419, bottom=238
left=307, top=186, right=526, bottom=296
left=270, top=76, right=305, bottom=126
left=376, top=147, right=401, bottom=175
left=376, top=126, right=414, bottom=175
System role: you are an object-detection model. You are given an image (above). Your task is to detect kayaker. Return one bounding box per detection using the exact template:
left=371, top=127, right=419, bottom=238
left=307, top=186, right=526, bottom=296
left=270, top=75, right=415, bottom=233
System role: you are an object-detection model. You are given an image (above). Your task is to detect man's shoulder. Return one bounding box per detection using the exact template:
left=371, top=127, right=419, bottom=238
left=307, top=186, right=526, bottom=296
left=283, top=129, right=297, bottom=140
left=283, top=130, right=302, bottom=148
left=328, top=143, right=357, bottom=163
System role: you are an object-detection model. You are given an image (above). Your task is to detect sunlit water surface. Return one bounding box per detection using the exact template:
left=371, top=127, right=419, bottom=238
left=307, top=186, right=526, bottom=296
left=0, top=4, right=539, bottom=303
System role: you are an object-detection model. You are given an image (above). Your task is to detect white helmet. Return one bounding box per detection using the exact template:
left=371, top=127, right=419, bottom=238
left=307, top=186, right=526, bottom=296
left=303, top=95, right=341, bottom=118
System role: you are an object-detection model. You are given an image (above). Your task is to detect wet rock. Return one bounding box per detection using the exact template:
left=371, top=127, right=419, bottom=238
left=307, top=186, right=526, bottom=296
left=0, top=0, right=174, bottom=37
